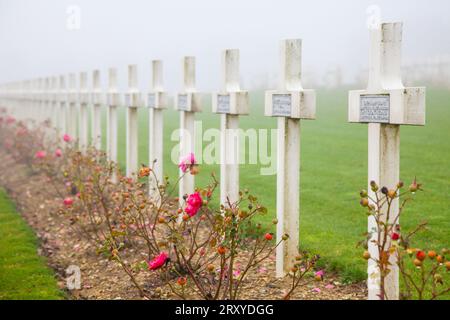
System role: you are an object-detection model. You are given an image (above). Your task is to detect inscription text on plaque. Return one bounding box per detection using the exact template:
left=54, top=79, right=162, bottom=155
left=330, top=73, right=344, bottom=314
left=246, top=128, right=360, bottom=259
left=272, top=94, right=292, bottom=117
left=217, top=94, right=230, bottom=113
left=147, top=93, right=155, bottom=108
left=359, top=95, right=390, bottom=123
left=177, top=94, right=188, bottom=111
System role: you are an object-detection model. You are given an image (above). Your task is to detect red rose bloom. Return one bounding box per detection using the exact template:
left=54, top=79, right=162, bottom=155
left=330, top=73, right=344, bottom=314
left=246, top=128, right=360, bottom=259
left=147, top=252, right=169, bottom=270
left=185, top=192, right=202, bottom=217
left=391, top=233, right=400, bottom=240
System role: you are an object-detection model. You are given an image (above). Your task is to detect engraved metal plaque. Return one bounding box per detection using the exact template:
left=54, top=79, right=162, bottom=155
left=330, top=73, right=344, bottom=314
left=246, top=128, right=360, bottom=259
left=147, top=93, right=155, bottom=108
left=217, top=94, right=230, bottom=113
left=360, top=95, right=390, bottom=123
left=272, top=94, right=292, bottom=117
left=177, top=94, right=188, bottom=111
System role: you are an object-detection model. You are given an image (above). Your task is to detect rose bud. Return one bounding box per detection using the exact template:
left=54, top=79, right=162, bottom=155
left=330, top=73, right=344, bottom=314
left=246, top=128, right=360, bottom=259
left=414, top=259, right=423, bottom=267
left=391, top=233, right=400, bottom=241
left=207, top=264, right=215, bottom=272
left=436, top=255, right=444, bottom=263
left=409, top=178, right=421, bottom=193
left=360, top=190, right=368, bottom=198
left=217, top=246, right=226, bottom=255
left=360, top=198, right=369, bottom=207
left=416, top=250, right=426, bottom=261
left=387, top=189, right=396, bottom=199
left=264, top=233, right=273, bottom=241
left=381, top=187, right=388, bottom=195
left=428, top=250, right=437, bottom=259
left=282, top=234, right=289, bottom=241
left=158, top=217, right=166, bottom=224
left=291, top=266, right=298, bottom=273
left=370, top=180, right=378, bottom=192
left=397, top=181, right=404, bottom=188
left=177, top=277, right=187, bottom=286
left=445, top=261, right=450, bottom=271
left=363, top=251, right=371, bottom=260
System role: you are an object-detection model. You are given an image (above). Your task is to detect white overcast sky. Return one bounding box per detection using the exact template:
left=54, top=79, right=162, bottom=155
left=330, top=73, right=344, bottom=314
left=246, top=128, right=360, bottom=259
left=0, top=0, right=449, bottom=90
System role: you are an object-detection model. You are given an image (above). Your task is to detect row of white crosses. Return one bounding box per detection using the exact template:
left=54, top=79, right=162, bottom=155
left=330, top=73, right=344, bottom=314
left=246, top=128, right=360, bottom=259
left=0, top=22, right=426, bottom=300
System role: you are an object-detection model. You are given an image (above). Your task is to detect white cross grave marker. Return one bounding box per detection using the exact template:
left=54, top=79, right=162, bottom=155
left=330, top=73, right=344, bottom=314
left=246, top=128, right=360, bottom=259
left=37, top=78, right=44, bottom=123
left=67, top=73, right=78, bottom=140
left=348, top=22, right=426, bottom=300
left=106, top=68, right=121, bottom=178
left=265, top=39, right=316, bottom=277
left=125, top=64, right=142, bottom=177
left=79, top=72, right=89, bottom=150
left=175, top=56, right=202, bottom=202
left=58, top=75, right=67, bottom=136
left=91, top=70, right=103, bottom=150
left=148, top=60, right=167, bottom=197
left=212, top=49, right=249, bottom=205
left=44, top=77, right=51, bottom=124
left=50, top=76, right=59, bottom=131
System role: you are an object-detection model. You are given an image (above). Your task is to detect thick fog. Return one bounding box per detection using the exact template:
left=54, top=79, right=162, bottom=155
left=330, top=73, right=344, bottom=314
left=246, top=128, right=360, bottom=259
left=0, top=0, right=449, bottom=90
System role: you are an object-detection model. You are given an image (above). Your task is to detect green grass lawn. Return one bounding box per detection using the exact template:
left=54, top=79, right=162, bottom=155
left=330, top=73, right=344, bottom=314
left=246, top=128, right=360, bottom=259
left=0, top=189, right=63, bottom=299
left=93, top=88, right=449, bottom=282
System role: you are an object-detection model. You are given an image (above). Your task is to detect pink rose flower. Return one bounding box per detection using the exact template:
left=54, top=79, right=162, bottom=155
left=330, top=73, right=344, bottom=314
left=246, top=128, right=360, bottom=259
left=35, top=151, right=46, bottom=159
left=63, top=134, right=72, bottom=142
left=55, top=149, right=63, bottom=157
left=178, top=153, right=196, bottom=173
left=147, top=252, right=169, bottom=270
left=315, top=270, right=324, bottom=277
left=63, top=197, right=74, bottom=207
left=185, top=192, right=202, bottom=217
left=6, top=116, right=15, bottom=124
left=314, top=270, right=324, bottom=281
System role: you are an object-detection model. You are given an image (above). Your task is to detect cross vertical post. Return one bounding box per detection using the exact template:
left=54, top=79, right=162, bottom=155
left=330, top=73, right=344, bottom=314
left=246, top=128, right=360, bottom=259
left=176, top=56, right=202, bottom=202
left=212, top=49, right=249, bottom=205
left=58, top=75, right=67, bottom=136
left=50, top=76, right=59, bottom=132
left=348, top=22, right=426, bottom=300
left=147, top=60, right=167, bottom=197
left=37, top=78, right=44, bottom=123
left=265, top=39, right=316, bottom=277
left=106, top=68, right=120, bottom=181
left=44, top=77, right=51, bottom=124
left=125, top=64, right=141, bottom=177
left=67, top=73, right=78, bottom=140
left=91, top=70, right=103, bottom=150
left=79, top=72, right=89, bottom=150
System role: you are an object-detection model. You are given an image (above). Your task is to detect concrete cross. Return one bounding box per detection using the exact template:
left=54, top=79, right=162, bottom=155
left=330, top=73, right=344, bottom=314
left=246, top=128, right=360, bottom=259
left=175, top=56, right=202, bottom=202
left=147, top=60, right=167, bottom=197
left=44, top=77, right=51, bottom=124
left=78, top=72, right=89, bottom=150
left=37, top=78, right=44, bottom=123
left=58, top=75, right=67, bottom=136
left=212, top=49, right=249, bottom=205
left=67, top=73, right=78, bottom=140
left=348, top=22, right=426, bottom=300
left=106, top=68, right=120, bottom=179
left=125, top=64, right=141, bottom=177
left=91, top=70, right=103, bottom=150
left=265, top=39, right=316, bottom=277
